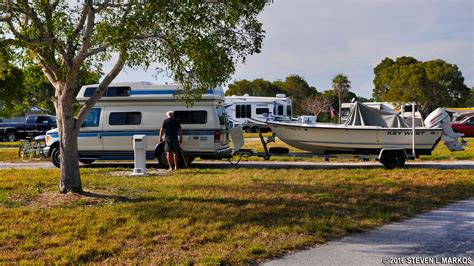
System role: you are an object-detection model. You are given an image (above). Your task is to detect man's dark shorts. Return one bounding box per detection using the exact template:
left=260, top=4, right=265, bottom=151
left=165, top=138, right=180, bottom=153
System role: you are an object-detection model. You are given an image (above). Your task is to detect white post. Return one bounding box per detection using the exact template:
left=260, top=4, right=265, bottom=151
left=411, top=103, right=416, bottom=158
left=132, top=135, right=147, bottom=176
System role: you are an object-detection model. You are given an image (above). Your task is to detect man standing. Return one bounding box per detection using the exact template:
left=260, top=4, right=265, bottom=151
left=159, top=111, right=183, bottom=171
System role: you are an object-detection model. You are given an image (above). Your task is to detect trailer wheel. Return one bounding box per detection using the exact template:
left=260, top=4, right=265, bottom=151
left=79, top=159, right=95, bottom=165
left=6, top=131, right=16, bottom=142
left=51, top=147, right=61, bottom=168
left=380, top=151, right=406, bottom=169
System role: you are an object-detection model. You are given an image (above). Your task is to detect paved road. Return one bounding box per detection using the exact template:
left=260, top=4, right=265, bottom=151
left=264, top=199, right=474, bottom=266
left=1, top=160, right=474, bottom=170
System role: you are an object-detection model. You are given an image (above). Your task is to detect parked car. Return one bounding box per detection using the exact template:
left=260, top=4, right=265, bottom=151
left=0, top=115, right=57, bottom=142
left=451, top=115, right=474, bottom=137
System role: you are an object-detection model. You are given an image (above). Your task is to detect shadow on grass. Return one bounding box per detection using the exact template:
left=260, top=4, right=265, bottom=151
left=81, top=191, right=137, bottom=203
left=81, top=161, right=474, bottom=170
left=119, top=181, right=474, bottom=234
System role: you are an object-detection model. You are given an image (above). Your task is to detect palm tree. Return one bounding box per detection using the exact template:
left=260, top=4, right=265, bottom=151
left=332, top=74, right=351, bottom=124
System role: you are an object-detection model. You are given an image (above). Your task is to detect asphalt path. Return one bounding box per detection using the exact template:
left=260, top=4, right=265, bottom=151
left=1, top=160, right=474, bottom=170
left=264, top=198, right=474, bottom=266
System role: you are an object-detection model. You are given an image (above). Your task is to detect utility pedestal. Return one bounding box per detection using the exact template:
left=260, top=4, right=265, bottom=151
left=132, top=135, right=147, bottom=176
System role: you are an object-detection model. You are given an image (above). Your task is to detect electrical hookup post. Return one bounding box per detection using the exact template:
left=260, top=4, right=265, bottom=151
left=132, top=135, right=147, bottom=176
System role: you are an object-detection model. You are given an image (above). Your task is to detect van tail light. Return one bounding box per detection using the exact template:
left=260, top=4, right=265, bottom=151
left=214, top=131, right=221, bottom=143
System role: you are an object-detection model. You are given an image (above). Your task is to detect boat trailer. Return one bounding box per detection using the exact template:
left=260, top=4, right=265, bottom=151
left=228, top=132, right=405, bottom=169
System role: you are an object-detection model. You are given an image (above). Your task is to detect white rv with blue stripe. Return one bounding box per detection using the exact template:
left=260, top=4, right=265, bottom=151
left=44, top=82, right=233, bottom=167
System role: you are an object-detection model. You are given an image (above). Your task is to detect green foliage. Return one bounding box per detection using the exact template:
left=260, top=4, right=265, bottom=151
left=21, top=64, right=101, bottom=115
left=281, top=75, right=318, bottom=114
left=373, top=56, right=470, bottom=115
left=0, top=48, right=25, bottom=117
left=465, top=88, right=474, bottom=107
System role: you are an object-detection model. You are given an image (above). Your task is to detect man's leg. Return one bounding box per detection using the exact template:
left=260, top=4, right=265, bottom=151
left=173, top=152, right=179, bottom=170
left=166, top=152, right=173, bottom=171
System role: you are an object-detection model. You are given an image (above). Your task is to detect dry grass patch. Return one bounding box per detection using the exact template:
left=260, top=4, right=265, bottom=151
left=0, top=167, right=473, bottom=264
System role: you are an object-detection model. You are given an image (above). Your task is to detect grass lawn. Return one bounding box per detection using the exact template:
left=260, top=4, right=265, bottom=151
left=1, top=167, right=473, bottom=263
left=0, top=141, right=20, bottom=148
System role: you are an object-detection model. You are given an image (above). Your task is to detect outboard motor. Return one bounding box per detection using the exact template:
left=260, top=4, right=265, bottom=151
left=424, top=108, right=467, bottom=151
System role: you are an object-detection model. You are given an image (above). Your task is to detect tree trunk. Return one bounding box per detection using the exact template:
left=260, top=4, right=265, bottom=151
left=338, top=93, right=342, bottom=124
left=56, top=85, right=83, bottom=194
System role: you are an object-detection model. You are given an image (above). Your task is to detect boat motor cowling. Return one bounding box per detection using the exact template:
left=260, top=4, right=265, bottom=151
left=424, top=108, right=466, bottom=151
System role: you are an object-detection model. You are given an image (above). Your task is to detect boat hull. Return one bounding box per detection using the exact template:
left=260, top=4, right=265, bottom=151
left=267, top=122, right=443, bottom=155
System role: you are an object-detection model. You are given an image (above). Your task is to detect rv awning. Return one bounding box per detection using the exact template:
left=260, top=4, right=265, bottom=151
left=344, top=102, right=408, bottom=128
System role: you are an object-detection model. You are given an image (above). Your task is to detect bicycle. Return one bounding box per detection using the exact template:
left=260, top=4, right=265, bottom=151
left=18, top=135, right=47, bottom=162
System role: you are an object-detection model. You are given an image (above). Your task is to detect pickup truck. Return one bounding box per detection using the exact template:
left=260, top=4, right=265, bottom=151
left=0, top=115, right=57, bottom=142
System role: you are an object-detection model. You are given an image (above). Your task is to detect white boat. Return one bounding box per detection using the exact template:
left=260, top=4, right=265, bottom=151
left=265, top=103, right=466, bottom=168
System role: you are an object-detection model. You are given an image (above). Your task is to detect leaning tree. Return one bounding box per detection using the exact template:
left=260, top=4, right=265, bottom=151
left=0, top=0, right=267, bottom=193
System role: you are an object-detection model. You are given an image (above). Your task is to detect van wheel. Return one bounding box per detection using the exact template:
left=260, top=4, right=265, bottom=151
left=156, top=145, right=168, bottom=169
left=6, top=131, right=16, bottom=142
left=51, top=148, right=61, bottom=168
left=79, top=159, right=95, bottom=165
left=157, top=148, right=192, bottom=169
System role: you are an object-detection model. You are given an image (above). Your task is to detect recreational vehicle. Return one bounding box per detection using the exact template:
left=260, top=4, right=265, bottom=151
left=225, top=94, right=292, bottom=132
left=44, top=82, right=236, bottom=168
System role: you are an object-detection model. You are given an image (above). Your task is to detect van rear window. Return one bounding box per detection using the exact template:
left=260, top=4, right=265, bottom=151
left=174, top=111, right=207, bottom=124
left=109, top=112, right=141, bottom=125
left=84, top=87, right=131, bottom=97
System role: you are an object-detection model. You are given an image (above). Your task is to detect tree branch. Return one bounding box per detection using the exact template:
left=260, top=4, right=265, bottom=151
left=75, top=51, right=126, bottom=128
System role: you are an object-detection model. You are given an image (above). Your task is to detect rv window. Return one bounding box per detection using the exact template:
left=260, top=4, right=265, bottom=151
left=83, top=108, right=101, bottom=127
left=236, top=104, right=251, bottom=118
left=84, top=87, right=131, bottom=97
left=404, top=105, right=418, bottom=113
left=256, top=108, right=269, bottom=115
left=287, top=106, right=292, bottom=117
left=174, top=111, right=207, bottom=124
left=109, top=112, right=141, bottom=125
left=236, top=105, right=241, bottom=118
left=278, top=105, right=284, bottom=116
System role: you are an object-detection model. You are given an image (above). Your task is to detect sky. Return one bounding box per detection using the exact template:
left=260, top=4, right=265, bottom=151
left=108, top=0, right=474, bottom=98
